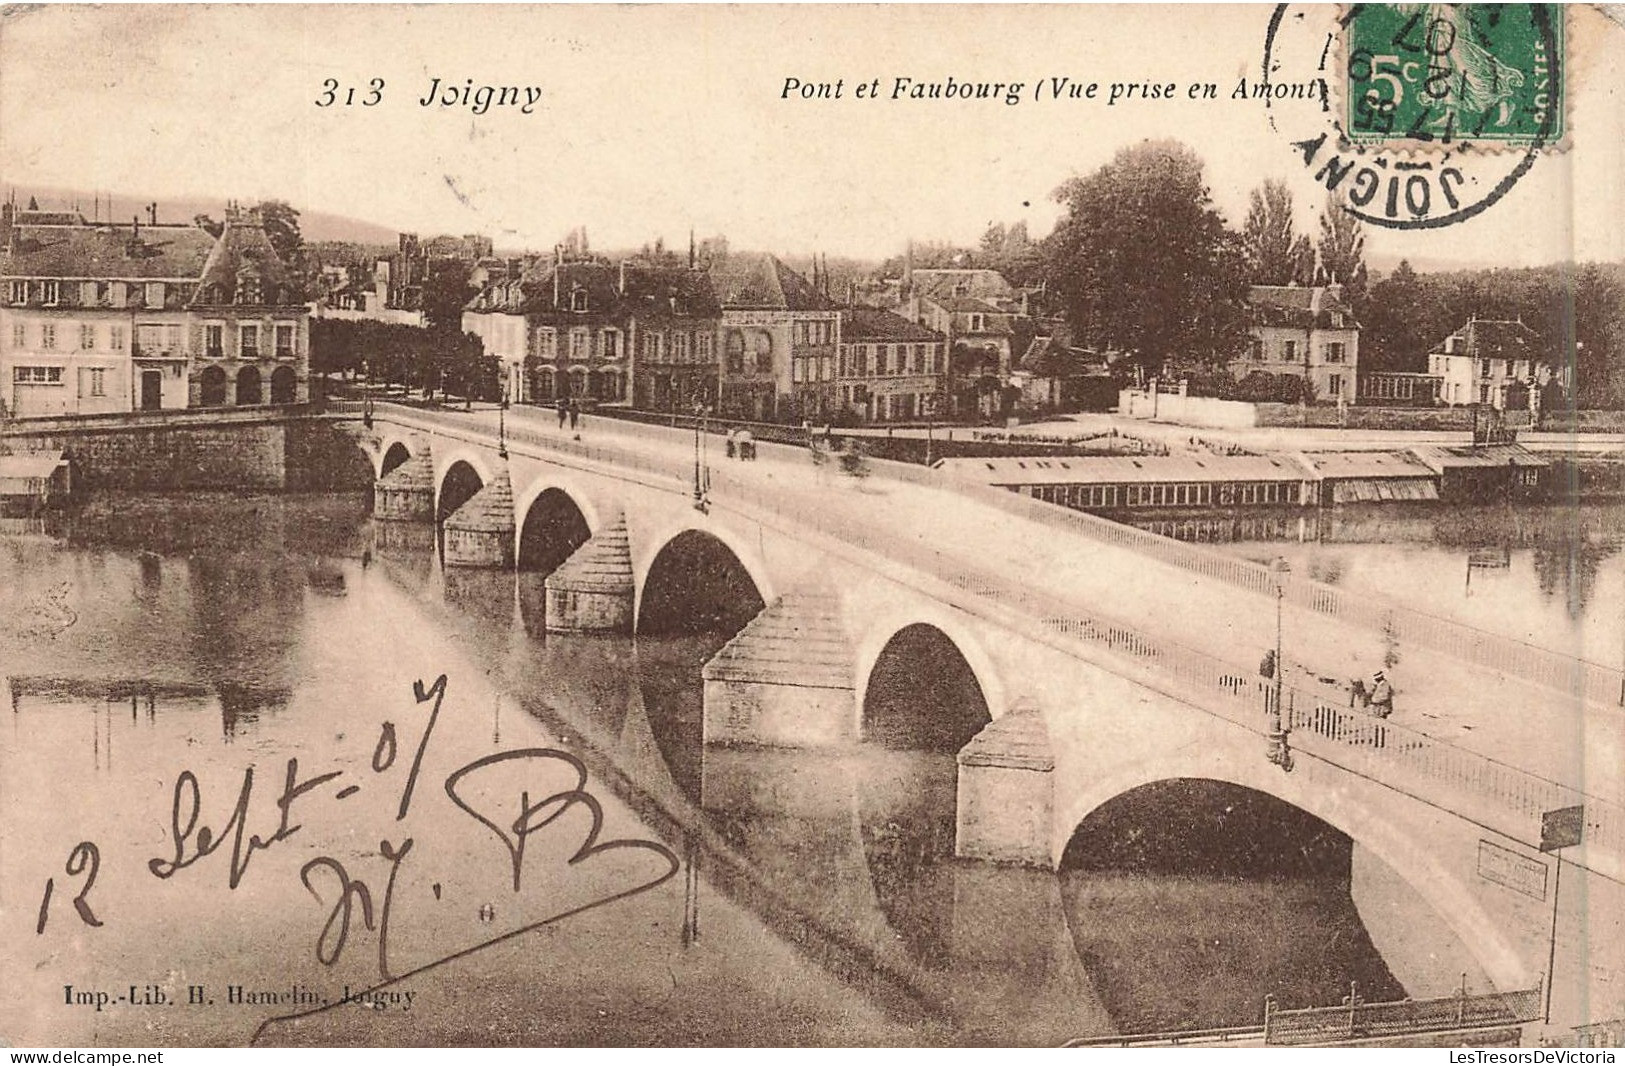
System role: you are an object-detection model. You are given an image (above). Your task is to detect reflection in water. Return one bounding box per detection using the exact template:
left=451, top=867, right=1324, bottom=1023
left=1175, top=502, right=1625, bottom=668
left=2, top=491, right=1425, bottom=1045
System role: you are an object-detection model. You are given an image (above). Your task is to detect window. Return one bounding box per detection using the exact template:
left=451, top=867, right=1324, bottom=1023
left=696, top=332, right=714, bottom=360
left=969, top=313, right=985, bottom=332
left=145, top=282, right=164, bottom=308
left=10, top=323, right=24, bottom=348
left=7, top=280, right=25, bottom=304
left=725, top=332, right=744, bottom=374
left=275, top=323, right=295, bottom=358
left=87, top=368, right=106, bottom=397
left=792, top=356, right=805, bottom=383
left=569, top=329, right=588, bottom=360
left=1328, top=374, right=1343, bottom=397
left=1480, top=359, right=1492, bottom=378
left=1283, top=340, right=1298, bottom=360
left=1248, top=338, right=1264, bottom=361
left=603, top=330, right=619, bottom=359
left=925, top=345, right=937, bottom=374
left=79, top=324, right=95, bottom=350
left=538, top=327, right=557, bottom=357
left=672, top=332, right=690, bottom=363
left=137, top=324, right=162, bottom=353
left=1324, top=342, right=1345, bottom=364
left=166, top=324, right=181, bottom=351
left=81, top=282, right=99, bottom=306
left=240, top=324, right=259, bottom=357
left=110, top=325, right=126, bottom=351
left=205, top=324, right=223, bottom=357
left=14, top=366, right=64, bottom=384
left=40, top=323, right=56, bottom=350
left=110, top=282, right=127, bottom=309
left=41, top=280, right=59, bottom=306
left=570, top=289, right=588, bottom=313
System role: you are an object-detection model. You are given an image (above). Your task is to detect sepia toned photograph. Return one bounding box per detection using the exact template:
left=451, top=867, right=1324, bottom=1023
left=1, top=2, right=1623, bottom=1050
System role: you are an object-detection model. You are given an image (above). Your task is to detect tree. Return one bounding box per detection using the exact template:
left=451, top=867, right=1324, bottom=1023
left=1241, top=179, right=1313, bottom=286
left=1045, top=140, right=1250, bottom=371
left=421, top=260, right=478, bottom=334
left=257, top=200, right=304, bottom=266
left=1314, top=196, right=1369, bottom=299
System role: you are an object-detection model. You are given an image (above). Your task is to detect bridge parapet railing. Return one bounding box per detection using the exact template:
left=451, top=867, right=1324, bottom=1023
left=1262, top=984, right=1542, bottom=1045
left=368, top=406, right=1625, bottom=862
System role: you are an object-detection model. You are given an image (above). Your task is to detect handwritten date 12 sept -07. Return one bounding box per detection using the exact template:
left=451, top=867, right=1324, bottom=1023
left=36, top=675, right=678, bottom=986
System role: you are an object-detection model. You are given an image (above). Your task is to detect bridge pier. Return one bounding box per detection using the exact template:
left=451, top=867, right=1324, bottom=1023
left=701, top=589, right=855, bottom=747
left=443, top=469, right=516, bottom=569
left=544, top=511, right=634, bottom=633
left=375, top=450, right=435, bottom=522
left=955, top=706, right=1056, bottom=868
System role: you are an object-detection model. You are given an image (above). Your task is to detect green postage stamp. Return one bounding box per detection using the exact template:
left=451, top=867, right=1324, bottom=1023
left=1344, top=3, right=1563, bottom=147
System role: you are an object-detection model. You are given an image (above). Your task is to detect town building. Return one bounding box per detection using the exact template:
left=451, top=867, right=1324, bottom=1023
left=522, top=258, right=631, bottom=403
left=1, top=198, right=308, bottom=418
left=188, top=205, right=310, bottom=408
left=462, top=273, right=530, bottom=402
left=710, top=255, right=840, bottom=422
left=835, top=308, right=944, bottom=422
left=1238, top=285, right=1360, bottom=404
left=621, top=260, right=721, bottom=414
left=1428, top=318, right=1554, bottom=411
left=898, top=268, right=1030, bottom=418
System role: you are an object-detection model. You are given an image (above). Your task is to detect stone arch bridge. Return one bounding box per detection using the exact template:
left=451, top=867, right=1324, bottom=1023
left=354, top=404, right=1621, bottom=1028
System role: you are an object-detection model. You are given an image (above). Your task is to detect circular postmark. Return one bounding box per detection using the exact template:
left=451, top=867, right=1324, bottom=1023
left=1261, top=4, right=1564, bottom=230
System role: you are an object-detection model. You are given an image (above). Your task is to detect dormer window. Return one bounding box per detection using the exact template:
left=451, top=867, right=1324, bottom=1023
left=110, top=282, right=128, bottom=309
left=41, top=280, right=59, bottom=306
left=570, top=289, right=588, bottom=313
left=144, top=282, right=163, bottom=308
left=7, top=280, right=25, bottom=304
left=237, top=274, right=261, bottom=305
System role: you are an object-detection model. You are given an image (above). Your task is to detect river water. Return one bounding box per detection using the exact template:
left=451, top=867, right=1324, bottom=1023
left=2, top=492, right=1419, bottom=1047
left=1140, top=502, right=1625, bottom=671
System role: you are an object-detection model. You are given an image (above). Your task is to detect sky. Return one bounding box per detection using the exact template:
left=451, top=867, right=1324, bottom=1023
left=1, top=4, right=1621, bottom=267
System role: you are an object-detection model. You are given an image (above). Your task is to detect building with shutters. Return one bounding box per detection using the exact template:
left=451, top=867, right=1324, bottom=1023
left=0, top=197, right=308, bottom=418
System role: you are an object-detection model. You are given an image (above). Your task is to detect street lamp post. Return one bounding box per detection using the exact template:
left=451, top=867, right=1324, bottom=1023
left=362, top=359, right=374, bottom=429
left=692, top=397, right=710, bottom=512
left=1268, top=556, right=1294, bottom=772
left=497, top=377, right=508, bottom=460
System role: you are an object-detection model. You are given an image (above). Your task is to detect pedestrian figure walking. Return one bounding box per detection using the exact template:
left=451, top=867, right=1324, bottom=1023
left=568, top=399, right=580, bottom=431
left=725, top=427, right=738, bottom=460
left=1368, top=671, right=1393, bottom=717
left=556, top=397, right=568, bottom=430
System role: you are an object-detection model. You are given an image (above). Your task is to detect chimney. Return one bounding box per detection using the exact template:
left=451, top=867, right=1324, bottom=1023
left=148, top=202, right=158, bottom=226
left=619, top=259, right=627, bottom=295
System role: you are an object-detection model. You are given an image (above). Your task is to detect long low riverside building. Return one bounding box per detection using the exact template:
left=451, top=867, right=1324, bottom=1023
left=934, top=446, right=1551, bottom=514
left=935, top=453, right=1316, bottom=510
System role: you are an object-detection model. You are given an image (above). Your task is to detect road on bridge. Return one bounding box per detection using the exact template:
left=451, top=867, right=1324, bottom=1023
left=398, top=403, right=1624, bottom=825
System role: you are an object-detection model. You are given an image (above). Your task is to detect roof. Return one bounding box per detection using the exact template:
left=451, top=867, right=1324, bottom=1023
left=710, top=254, right=836, bottom=311
left=1, top=223, right=216, bottom=280
left=0, top=451, right=66, bottom=482
left=192, top=208, right=298, bottom=304
left=936, top=453, right=1312, bottom=486
left=841, top=307, right=939, bottom=342
left=619, top=263, right=720, bottom=319
left=1433, top=319, right=1542, bottom=361
left=908, top=268, right=1015, bottom=301
left=520, top=261, right=622, bottom=315
left=1248, top=285, right=1359, bottom=330
left=1410, top=444, right=1549, bottom=470
left=1018, top=334, right=1099, bottom=375
left=1292, top=450, right=1437, bottom=480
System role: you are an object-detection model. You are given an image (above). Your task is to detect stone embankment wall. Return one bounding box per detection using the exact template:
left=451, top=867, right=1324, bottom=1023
left=1, top=409, right=372, bottom=492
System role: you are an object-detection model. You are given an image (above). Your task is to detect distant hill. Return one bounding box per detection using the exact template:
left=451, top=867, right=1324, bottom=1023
left=1, top=184, right=401, bottom=246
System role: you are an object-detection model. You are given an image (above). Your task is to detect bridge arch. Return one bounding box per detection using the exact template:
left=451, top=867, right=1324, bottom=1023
left=633, top=518, right=776, bottom=634
left=1051, top=758, right=1531, bottom=993
left=854, top=607, right=1006, bottom=744
left=379, top=440, right=413, bottom=479
left=514, top=484, right=595, bottom=573
left=634, top=523, right=771, bottom=636
left=435, top=453, right=492, bottom=530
